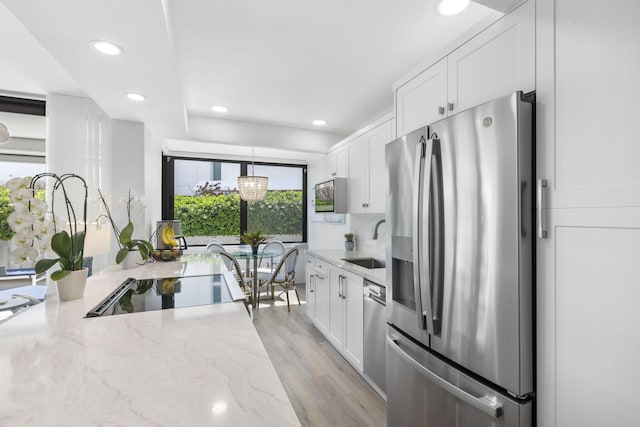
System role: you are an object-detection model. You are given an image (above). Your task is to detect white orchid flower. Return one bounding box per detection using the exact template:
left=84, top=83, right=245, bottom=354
left=5, top=176, right=31, bottom=192
left=11, top=228, right=35, bottom=247
left=9, top=188, right=34, bottom=205
left=10, top=246, right=39, bottom=265
left=33, top=219, right=54, bottom=239
left=34, top=236, right=52, bottom=255
left=7, top=207, right=35, bottom=232
left=28, top=198, right=48, bottom=219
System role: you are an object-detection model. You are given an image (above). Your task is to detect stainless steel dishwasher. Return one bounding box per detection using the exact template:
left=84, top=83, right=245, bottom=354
left=363, top=279, right=387, bottom=397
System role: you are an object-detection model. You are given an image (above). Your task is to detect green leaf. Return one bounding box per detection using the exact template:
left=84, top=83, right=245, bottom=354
left=35, top=258, right=60, bottom=274
left=51, top=270, right=71, bottom=281
left=51, top=231, right=72, bottom=259
left=134, top=240, right=154, bottom=259
left=116, top=248, right=130, bottom=264
left=71, top=230, right=85, bottom=255
left=119, top=222, right=134, bottom=246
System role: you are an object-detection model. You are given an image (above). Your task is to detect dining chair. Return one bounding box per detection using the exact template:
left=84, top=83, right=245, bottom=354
left=205, top=242, right=226, bottom=253
left=257, top=240, right=285, bottom=295
left=257, top=240, right=285, bottom=270
left=259, top=248, right=299, bottom=311
left=217, top=251, right=254, bottom=301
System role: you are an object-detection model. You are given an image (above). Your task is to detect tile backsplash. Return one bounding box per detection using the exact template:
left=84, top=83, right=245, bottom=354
left=346, top=213, right=386, bottom=258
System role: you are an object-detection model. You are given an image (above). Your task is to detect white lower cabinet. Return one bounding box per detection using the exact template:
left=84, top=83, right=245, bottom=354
left=328, top=268, right=345, bottom=348
left=313, top=266, right=331, bottom=335
left=342, top=271, right=364, bottom=371
left=306, top=255, right=365, bottom=374
left=305, top=267, right=316, bottom=321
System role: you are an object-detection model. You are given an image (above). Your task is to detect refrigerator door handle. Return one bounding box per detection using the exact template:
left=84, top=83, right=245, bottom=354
left=412, top=137, right=425, bottom=331
left=412, top=136, right=433, bottom=332
left=387, top=335, right=504, bottom=419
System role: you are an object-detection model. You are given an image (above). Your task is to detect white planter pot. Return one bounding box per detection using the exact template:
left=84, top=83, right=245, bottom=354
left=56, top=268, right=88, bottom=301
left=121, top=250, right=144, bottom=269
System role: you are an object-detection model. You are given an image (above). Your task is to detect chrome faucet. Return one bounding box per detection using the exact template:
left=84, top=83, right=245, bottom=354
left=372, top=219, right=386, bottom=240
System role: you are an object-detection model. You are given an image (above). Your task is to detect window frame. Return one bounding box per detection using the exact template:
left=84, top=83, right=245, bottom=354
left=162, top=155, right=308, bottom=244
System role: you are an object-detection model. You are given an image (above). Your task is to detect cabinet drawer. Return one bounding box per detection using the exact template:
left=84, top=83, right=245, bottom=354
left=306, top=256, right=316, bottom=270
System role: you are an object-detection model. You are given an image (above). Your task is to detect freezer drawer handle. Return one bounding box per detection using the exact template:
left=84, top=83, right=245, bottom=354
left=387, top=336, right=504, bottom=419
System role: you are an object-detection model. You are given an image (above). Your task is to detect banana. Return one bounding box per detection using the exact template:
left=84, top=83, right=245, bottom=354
left=161, top=224, right=178, bottom=247
left=161, top=277, right=179, bottom=293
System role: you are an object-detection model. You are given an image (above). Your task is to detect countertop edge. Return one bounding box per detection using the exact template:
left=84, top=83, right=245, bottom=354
left=306, top=249, right=386, bottom=286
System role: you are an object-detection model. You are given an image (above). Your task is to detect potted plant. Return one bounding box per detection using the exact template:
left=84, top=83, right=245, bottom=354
left=7, top=174, right=89, bottom=301
left=97, top=189, right=154, bottom=269
left=344, top=233, right=355, bottom=251
left=240, top=230, right=268, bottom=255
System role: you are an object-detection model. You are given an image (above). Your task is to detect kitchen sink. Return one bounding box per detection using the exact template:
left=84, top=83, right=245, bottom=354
left=342, top=257, right=386, bottom=269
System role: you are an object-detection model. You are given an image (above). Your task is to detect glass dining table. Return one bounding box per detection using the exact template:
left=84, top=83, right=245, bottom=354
left=228, top=249, right=279, bottom=308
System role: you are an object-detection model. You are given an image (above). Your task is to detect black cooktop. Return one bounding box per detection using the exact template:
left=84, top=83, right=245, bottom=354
left=86, top=274, right=235, bottom=318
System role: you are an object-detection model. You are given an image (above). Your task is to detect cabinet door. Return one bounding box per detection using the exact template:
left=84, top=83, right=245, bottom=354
left=327, top=146, right=348, bottom=179
left=536, top=1, right=640, bottom=426
left=348, top=134, right=369, bottom=213
left=325, top=150, right=337, bottom=179
left=328, top=268, right=345, bottom=349
left=335, top=146, right=349, bottom=178
left=367, top=119, right=393, bottom=213
left=343, top=272, right=364, bottom=372
left=305, top=268, right=316, bottom=321
left=395, top=58, right=447, bottom=136
left=314, top=271, right=331, bottom=334
left=447, top=0, right=534, bottom=114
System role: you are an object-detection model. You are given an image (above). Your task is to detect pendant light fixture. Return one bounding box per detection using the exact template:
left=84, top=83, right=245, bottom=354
left=237, top=147, right=269, bottom=201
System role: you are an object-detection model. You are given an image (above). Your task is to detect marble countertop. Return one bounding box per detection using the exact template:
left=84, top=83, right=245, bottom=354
left=0, top=254, right=300, bottom=426
left=306, top=249, right=386, bottom=286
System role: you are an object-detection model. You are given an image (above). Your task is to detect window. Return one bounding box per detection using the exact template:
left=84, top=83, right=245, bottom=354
left=163, top=156, right=307, bottom=245
left=0, top=96, right=46, bottom=268
left=0, top=155, right=46, bottom=265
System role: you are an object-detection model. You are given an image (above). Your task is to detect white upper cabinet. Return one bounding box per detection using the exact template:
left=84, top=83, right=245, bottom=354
left=348, top=134, right=369, bottom=213
left=396, top=58, right=447, bottom=137
left=447, top=0, right=535, bottom=114
left=348, top=118, right=393, bottom=214
left=326, top=145, right=349, bottom=179
left=394, top=0, right=534, bottom=136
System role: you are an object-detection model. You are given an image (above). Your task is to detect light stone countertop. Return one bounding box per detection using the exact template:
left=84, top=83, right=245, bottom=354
left=306, top=249, right=386, bottom=286
left=0, top=254, right=300, bottom=427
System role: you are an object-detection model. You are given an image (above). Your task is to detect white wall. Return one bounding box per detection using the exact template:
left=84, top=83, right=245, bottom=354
left=46, top=94, right=112, bottom=273
left=110, top=120, right=146, bottom=241
left=144, top=127, right=163, bottom=238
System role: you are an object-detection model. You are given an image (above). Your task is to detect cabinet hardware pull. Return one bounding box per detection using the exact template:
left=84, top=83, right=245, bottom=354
left=438, top=106, right=445, bottom=115
left=537, top=179, right=548, bottom=239
left=447, top=102, right=454, bottom=111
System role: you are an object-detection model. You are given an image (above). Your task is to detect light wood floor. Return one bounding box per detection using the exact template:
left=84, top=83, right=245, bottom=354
left=252, top=284, right=387, bottom=427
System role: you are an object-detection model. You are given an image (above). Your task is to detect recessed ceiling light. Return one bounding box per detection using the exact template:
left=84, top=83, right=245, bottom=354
left=435, top=0, right=470, bottom=15
left=91, top=40, right=123, bottom=56
left=126, top=93, right=146, bottom=101
left=312, top=119, right=327, bottom=126
left=211, top=105, right=229, bottom=113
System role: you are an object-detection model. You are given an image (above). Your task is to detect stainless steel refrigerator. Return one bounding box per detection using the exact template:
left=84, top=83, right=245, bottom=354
left=385, top=92, right=534, bottom=426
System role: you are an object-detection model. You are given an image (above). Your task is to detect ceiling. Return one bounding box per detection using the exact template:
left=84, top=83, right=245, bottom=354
left=0, top=0, right=503, bottom=149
